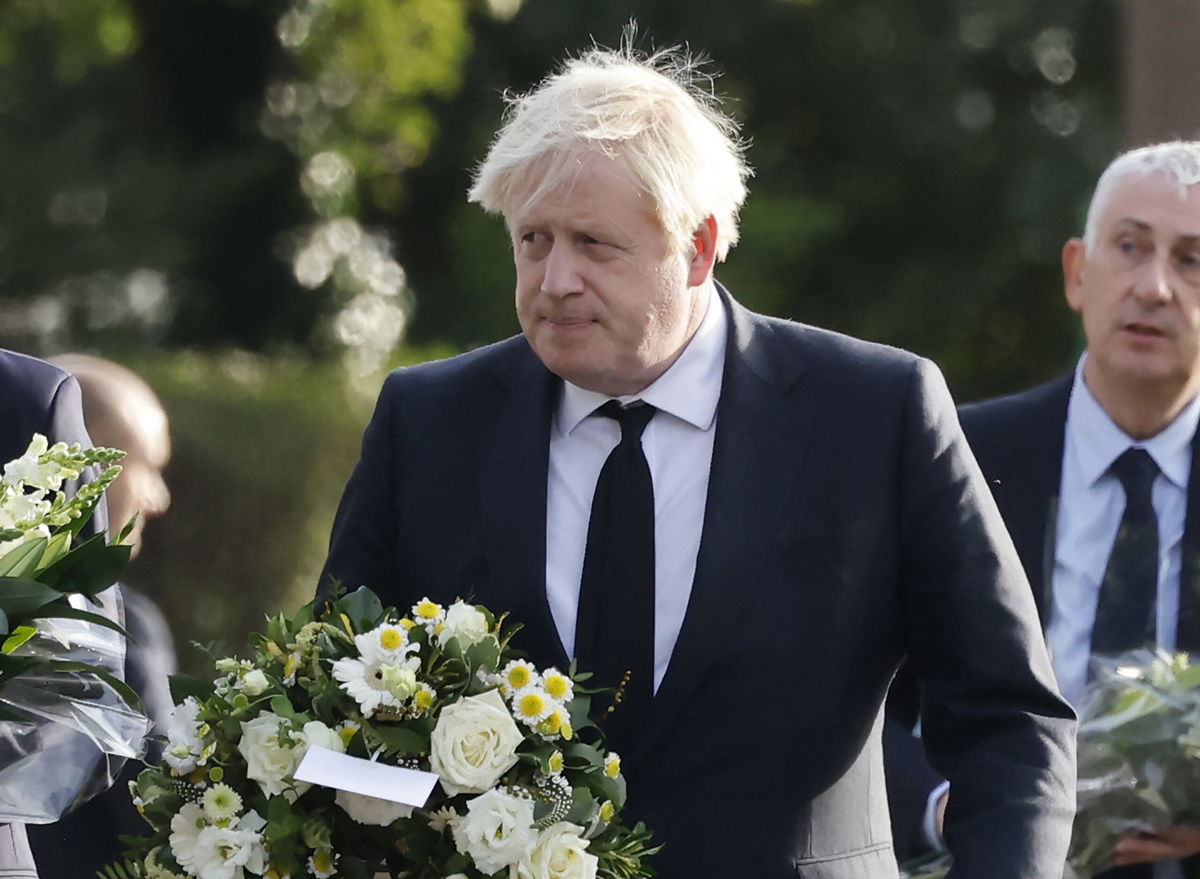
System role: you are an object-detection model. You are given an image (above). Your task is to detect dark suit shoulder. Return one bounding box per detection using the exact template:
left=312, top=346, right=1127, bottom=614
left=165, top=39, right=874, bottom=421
left=755, top=311, right=922, bottom=369
left=378, top=335, right=535, bottom=401
left=958, top=375, right=1072, bottom=461
left=0, top=348, right=82, bottom=461
left=0, top=347, right=74, bottom=409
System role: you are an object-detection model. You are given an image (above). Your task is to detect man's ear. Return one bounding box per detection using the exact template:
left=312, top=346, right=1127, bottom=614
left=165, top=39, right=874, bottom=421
left=687, top=216, right=719, bottom=286
left=1062, top=238, right=1087, bottom=313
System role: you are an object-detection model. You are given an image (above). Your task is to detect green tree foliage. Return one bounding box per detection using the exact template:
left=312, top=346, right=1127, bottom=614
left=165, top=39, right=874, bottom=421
left=396, top=0, right=1118, bottom=400
left=0, top=0, right=474, bottom=365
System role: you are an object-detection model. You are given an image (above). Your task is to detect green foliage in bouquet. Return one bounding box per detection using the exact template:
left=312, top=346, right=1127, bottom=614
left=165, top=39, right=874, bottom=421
left=1066, top=650, right=1200, bottom=878
left=109, top=587, right=659, bottom=879
left=0, top=433, right=133, bottom=708
left=898, top=649, right=1200, bottom=879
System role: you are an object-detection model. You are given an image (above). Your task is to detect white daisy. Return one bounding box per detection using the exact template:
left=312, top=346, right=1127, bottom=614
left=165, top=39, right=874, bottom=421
left=499, top=659, right=540, bottom=694
left=167, top=803, right=207, bottom=874
left=541, top=667, right=574, bottom=703
left=332, top=653, right=417, bottom=717
left=511, top=685, right=554, bottom=726
left=411, top=597, right=445, bottom=628
left=354, top=622, right=417, bottom=663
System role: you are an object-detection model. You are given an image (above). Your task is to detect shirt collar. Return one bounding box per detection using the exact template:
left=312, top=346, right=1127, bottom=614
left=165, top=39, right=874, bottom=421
left=556, top=285, right=727, bottom=435
left=1068, top=353, right=1200, bottom=490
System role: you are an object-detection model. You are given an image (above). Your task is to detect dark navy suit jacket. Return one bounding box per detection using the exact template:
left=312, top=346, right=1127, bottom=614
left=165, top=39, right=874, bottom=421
left=886, top=375, right=1200, bottom=878
left=321, top=289, right=1076, bottom=879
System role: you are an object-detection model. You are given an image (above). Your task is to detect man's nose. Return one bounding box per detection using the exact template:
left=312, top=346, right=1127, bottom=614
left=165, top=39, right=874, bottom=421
left=139, top=474, right=171, bottom=519
left=539, top=242, right=581, bottom=297
left=1133, top=256, right=1173, bottom=304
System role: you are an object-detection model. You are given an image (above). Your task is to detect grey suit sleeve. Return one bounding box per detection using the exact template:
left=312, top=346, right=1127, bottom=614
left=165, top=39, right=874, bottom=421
left=897, top=359, right=1076, bottom=878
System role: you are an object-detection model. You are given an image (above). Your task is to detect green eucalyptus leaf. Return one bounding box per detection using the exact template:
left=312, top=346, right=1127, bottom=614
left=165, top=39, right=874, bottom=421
left=169, top=673, right=214, bottom=705
left=38, top=537, right=130, bottom=597
left=1, top=624, right=37, bottom=654
left=0, top=537, right=50, bottom=579
left=37, top=530, right=73, bottom=570
left=0, top=576, right=63, bottom=616
left=334, top=587, right=386, bottom=632
left=365, top=720, right=427, bottom=754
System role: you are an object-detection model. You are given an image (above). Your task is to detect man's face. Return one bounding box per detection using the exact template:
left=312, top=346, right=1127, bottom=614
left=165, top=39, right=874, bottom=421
left=509, top=153, right=711, bottom=397
left=105, top=408, right=170, bottom=558
left=1066, top=171, right=1200, bottom=400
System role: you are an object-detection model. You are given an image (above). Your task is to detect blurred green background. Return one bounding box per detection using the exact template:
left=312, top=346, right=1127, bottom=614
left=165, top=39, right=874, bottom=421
left=0, top=0, right=1189, bottom=670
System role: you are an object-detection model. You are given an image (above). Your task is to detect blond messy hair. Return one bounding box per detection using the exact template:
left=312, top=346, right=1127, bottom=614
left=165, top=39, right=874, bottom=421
left=468, top=42, right=752, bottom=262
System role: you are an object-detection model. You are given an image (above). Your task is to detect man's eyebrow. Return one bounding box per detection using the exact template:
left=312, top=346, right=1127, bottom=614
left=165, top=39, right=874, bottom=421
left=1112, top=218, right=1151, bottom=232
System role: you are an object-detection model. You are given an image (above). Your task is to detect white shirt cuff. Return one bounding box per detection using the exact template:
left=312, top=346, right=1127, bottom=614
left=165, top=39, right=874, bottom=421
left=922, top=780, right=950, bottom=851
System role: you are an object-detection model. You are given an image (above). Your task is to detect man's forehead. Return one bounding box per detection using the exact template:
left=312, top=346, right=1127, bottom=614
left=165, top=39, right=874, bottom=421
left=506, top=153, right=653, bottom=224
left=1101, top=172, right=1200, bottom=236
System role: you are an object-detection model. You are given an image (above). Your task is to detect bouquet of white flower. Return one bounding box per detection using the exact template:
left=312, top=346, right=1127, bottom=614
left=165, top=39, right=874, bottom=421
left=0, top=433, right=130, bottom=681
left=108, top=587, right=658, bottom=879
left=0, top=433, right=151, bottom=823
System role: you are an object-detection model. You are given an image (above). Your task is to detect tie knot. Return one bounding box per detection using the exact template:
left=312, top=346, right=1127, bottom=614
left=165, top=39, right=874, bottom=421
left=597, top=400, right=656, bottom=442
left=1110, top=448, right=1159, bottom=502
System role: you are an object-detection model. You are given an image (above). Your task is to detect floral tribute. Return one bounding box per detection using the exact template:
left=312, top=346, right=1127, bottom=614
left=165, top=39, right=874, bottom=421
left=0, top=433, right=129, bottom=696
left=899, top=649, right=1200, bottom=879
left=109, top=587, right=658, bottom=879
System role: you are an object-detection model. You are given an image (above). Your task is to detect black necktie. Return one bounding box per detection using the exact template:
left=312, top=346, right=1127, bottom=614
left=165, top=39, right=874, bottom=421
left=574, top=400, right=656, bottom=750
left=1091, top=448, right=1160, bottom=655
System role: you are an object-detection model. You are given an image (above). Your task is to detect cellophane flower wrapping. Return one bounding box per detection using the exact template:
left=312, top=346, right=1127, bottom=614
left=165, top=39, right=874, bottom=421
left=1064, top=649, right=1200, bottom=878
left=898, top=648, right=1200, bottom=879
left=0, top=433, right=151, bottom=822
left=113, top=587, right=658, bottom=879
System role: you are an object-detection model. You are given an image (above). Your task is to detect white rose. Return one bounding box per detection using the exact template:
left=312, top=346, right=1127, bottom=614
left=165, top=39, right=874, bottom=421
left=238, top=712, right=302, bottom=797
left=517, top=823, right=598, bottom=879
left=301, top=720, right=344, bottom=754
left=430, top=688, right=523, bottom=796
left=439, top=602, right=491, bottom=649
left=452, top=789, right=537, bottom=875
left=240, top=668, right=270, bottom=696
left=335, top=788, right=414, bottom=826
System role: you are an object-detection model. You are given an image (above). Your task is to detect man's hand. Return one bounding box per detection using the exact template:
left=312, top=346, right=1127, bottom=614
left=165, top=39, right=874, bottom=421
left=935, top=790, right=948, bottom=836
left=1113, top=827, right=1200, bottom=865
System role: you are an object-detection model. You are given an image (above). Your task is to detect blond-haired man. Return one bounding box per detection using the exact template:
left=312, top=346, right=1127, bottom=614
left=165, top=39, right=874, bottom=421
left=321, top=45, right=1075, bottom=877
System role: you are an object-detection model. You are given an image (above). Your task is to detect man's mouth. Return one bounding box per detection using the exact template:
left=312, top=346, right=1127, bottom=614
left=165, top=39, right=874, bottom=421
left=1125, top=322, right=1165, bottom=338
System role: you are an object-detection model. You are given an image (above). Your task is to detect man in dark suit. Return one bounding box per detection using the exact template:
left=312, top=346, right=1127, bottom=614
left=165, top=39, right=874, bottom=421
left=26, top=354, right=176, bottom=879
left=0, top=348, right=107, bottom=879
left=320, top=44, right=1076, bottom=878
left=886, top=142, right=1200, bottom=878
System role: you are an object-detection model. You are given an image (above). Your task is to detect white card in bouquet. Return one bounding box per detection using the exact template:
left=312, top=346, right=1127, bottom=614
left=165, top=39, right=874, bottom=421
left=293, top=745, right=439, bottom=807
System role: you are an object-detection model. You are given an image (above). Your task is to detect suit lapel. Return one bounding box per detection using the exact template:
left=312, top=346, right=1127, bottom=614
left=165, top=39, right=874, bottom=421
left=967, top=377, right=1071, bottom=623
left=475, top=341, right=570, bottom=668
left=637, top=290, right=810, bottom=756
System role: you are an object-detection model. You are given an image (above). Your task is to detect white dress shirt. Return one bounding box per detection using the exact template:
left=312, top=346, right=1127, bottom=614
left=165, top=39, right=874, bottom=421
left=1047, top=355, right=1200, bottom=707
left=1047, top=356, right=1200, bottom=879
left=926, top=356, right=1200, bottom=862
left=545, top=286, right=725, bottom=692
